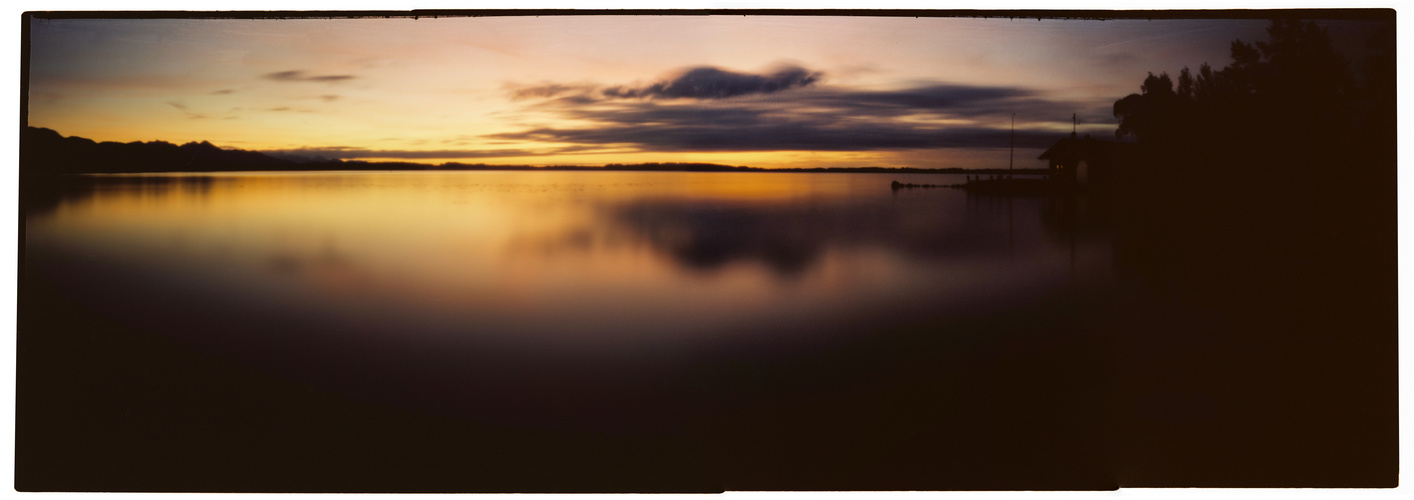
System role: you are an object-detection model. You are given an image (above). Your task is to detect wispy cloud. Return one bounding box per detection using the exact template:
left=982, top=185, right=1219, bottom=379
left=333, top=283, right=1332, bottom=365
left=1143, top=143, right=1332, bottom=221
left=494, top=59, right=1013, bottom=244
left=262, top=70, right=356, bottom=83
left=508, top=83, right=598, bottom=101
left=506, top=63, right=823, bottom=102
left=602, top=64, right=822, bottom=100
left=165, top=99, right=210, bottom=120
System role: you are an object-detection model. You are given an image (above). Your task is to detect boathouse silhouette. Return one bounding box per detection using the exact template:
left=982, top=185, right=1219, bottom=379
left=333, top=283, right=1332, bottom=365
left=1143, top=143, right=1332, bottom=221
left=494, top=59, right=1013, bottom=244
left=1037, top=132, right=1136, bottom=187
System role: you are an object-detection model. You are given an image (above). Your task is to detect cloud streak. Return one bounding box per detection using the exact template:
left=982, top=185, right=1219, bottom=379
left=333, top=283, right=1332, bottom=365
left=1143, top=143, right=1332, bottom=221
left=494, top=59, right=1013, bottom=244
left=508, top=83, right=597, bottom=101
left=262, top=70, right=356, bottom=83
left=165, top=100, right=211, bottom=120
left=491, top=122, right=1063, bottom=152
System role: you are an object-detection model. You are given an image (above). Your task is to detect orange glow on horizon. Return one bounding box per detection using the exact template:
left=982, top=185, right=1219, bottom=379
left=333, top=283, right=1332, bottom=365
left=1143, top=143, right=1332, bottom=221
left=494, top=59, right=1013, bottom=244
left=29, top=16, right=1277, bottom=170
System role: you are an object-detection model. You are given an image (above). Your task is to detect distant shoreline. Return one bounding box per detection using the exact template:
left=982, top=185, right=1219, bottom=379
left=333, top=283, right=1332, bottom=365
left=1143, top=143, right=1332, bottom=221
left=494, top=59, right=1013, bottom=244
left=65, top=165, right=1052, bottom=175
left=22, top=127, right=1048, bottom=176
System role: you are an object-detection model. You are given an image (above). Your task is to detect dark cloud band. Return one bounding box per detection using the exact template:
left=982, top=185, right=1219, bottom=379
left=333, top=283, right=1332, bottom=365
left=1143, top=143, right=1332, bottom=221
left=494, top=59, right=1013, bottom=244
left=497, top=75, right=1115, bottom=153
left=489, top=123, right=1065, bottom=152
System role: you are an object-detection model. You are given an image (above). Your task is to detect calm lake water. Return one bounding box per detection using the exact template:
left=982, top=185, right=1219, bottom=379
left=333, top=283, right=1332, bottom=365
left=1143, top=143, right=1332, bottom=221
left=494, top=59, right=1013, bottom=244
left=23, top=170, right=1119, bottom=489
left=22, top=170, right=1392, bottom=491
left=26, top=170, right=1113, bottom=349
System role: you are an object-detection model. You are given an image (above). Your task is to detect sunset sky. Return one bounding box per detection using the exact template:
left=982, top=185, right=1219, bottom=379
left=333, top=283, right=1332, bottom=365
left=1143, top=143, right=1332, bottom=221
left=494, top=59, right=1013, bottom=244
left=25, top=13, right=1389, bottom=168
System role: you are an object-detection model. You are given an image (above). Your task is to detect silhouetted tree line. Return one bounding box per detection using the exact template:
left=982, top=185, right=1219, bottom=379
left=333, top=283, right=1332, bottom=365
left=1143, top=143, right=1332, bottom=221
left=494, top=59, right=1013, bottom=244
left=1105, top=18, right=1395, bottom=295
left=1113, top=19, right=1394, bottom=182
left=20, top=127, right=457, bottom=174
left=1099, top=20, right=1397, bottom=484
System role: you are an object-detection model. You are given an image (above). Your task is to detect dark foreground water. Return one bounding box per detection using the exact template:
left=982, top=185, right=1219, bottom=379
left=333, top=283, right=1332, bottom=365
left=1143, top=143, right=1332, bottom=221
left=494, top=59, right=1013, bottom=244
left=17, top=171, right=1396, bottom=491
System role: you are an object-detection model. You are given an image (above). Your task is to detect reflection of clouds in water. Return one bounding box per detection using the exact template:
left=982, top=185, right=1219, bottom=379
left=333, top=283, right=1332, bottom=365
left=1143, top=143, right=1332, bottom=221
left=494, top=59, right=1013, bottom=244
left=504, top=227, right=628, bottom=260
left=265, top=237, right=352, bottom=275
left=266, top=253, right=304, bottom=274
left=614, top=203, right=825, bottom=276
left=499, top=186, right=1087, bottom=286
left=262, top=236, right=377, bottom=299
left=591, top=192, right=1072, bottom=278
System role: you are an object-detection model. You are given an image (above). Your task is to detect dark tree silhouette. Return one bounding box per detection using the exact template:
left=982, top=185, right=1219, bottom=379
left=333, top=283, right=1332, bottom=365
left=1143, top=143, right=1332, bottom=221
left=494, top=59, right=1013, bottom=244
left=1108, top=18, right=1393, bottom=220
left=1112, top=19, right=1387, bottom=179
left=1101, top=17, right=1396, bottom=311
left=1099, top=19, right=1397, bottom=488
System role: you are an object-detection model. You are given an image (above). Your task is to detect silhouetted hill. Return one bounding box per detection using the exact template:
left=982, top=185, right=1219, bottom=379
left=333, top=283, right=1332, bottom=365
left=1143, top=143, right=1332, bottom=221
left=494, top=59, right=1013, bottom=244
left=177, top=140, right=293, bottom=168
left=22, top=127, right=295, bottom=174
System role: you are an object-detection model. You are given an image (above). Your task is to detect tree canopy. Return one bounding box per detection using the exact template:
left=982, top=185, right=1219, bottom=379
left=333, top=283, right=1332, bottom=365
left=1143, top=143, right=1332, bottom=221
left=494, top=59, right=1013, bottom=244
left=1112, top=19, right=1392, bottom=176
left=1101, top=18, right=1395, bottom=302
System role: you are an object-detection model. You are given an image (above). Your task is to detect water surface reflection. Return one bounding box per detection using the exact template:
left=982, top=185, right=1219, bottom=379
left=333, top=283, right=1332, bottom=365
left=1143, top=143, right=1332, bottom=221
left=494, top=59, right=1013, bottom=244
left=22, top=171, right=1119, bottom=490
left=29, top=171, right=1108, bottom=344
